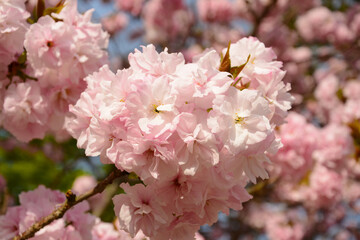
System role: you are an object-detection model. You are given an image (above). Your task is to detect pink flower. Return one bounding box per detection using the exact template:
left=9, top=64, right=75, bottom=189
left=265, top=213, right=305, bottom=240
left=16, top=186, right=66, bottom=237
left=208, top=88, right=276, bottom=182
left=296, top=7, right=336, bottom=42
left=270, top=112, right=319, bottom=181
left=313, top=124, right=354, bottom=169
left=72, top=175, right=97, bottom=195
left=143, top=0, right=193, bottom=44
left=209, top=88, right=272, bottom=155
left=198, top=0, right=234, bottom=23
left=24, top=15, right=76, bottom=72
left=101, top=13, right=128, bottom=35
left=195, top=232, right=206, bottom=240
left=113, top=183, right=170, bottom=238
left=0, top=185, right=104, bottom=240
left=92, top=221, right=122, bottom=240
left=0, top=0, right=29, bottom=58
left=314, top=74, right=340, bottom=111
left=0, top=207, right=22, bottom=239
left=306, top=165, right=343, bottom=208
left=115, top=0, right=144, bottom=16
left=252, top=70, right=294, bottom=125
left=128, top=44, right=185, bottom=76
left=226, top=37, right=282, bottom=77
left=2, top=81, right=50, bottom=142
left=67, top=41, right=291, bottom=238
left=343, top=79, right=360, bottom=100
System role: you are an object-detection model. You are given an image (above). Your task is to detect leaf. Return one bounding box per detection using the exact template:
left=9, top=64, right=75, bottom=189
left=17, top=51, right=27, bottom=64
left=219, top=41, right=231, bottom=72
left=238, top=81, right=250, bottom=91
left=43, top=0, right=66, bottom=17
left=230, top=54, right=251, bottom=79
left=35, top=0, right=45, bottom=22
left=298, top=170, right=311, bottom=186
left=336, top=88, right=346, bottom=103
left=26, top=17, right=35, bottom=24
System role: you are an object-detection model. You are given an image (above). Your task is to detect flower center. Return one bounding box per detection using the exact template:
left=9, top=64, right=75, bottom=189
left=234, top=114, right=245, bottom=124
left=153, top=104, right=160, bottom=113
left=47, top=41, right=54, bottom=48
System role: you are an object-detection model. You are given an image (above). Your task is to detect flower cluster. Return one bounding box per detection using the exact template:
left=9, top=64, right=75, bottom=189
left=143, top=0, right=193, bottom=44
left=0, top=0, right=108, bottom=142
left=66, top=37, right=293, bottom=239
left=0, top=185, right=151, bottom=240
left=268, top=112, right=354, bottom=209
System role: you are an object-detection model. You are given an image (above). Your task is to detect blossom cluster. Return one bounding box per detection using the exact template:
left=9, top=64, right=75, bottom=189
left=0, top=0, right=108, bottom=142
left=268, top=112, right=354, bottom=209
left=243, top=109, right=357, bottom=239
left=0, top=185, right=149, bottom=240
left=66, top=37, right=293, bottom=239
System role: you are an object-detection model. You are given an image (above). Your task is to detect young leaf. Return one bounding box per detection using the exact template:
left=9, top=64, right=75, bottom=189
left=43, top=0, right=66, bottom=17
left=17, top=51, right=27, bottom=64
left=35, top=0, right=46, bottom=22
left=230, top=54, right=251, bottom=79
left=219, top=41, right=231, bottom=72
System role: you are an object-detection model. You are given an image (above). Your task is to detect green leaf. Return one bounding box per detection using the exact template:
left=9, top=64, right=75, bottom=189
left=299, top=170, right=311, bottom=186
left=219, top=41, right=231, bottom=72
left=26, top=17, right=35, bottom=24
left=17, top=51, right=27, bottom=64
left=336, top=88, right=346, bottom=103
left=230, top=54, right=251, bottom=80
left=43, top=0, right=66, bottom=18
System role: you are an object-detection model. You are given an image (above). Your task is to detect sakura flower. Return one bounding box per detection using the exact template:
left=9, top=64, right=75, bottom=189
left=92, top=221, right=122, bottom=240
left=306, top=165, right=343, bottom=208
left=24, top=15, right=76, bottom=73
left=126, top=76, right=178, bottom=140
left=270, top=112, right=319, bottom=181
left=198, top=0, right=234, bottom=23
left=251, top=70, right=294, bottom=125
left=2, top=81, right=50, bottom=142
left=128, top=44, right=185, bottom=77
left=226, top=37, right=283, bottom=78
left=313, top=124, right=354, bottom=169
left=101, top=13, right=128, bottom=35
left=209, top=88, right=273, bottom=155
left=0, top=207, right=22, bottom=239
left=143, top=0, right=193, bottom=44
left=296, top=7, right=336, bottom=42
left=113, top=183, right=170, bottom=238
left=115, top=0, right=144, bottom=16
left=174, top=50, right=233, bottom=110
left=67, top=41, right=291, bottom=238
left=0, top=185, right=109, bottom=240
left=0, top=0, right=29, bottom=60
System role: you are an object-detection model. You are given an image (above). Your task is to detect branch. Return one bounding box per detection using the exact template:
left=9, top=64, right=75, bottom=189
left=13, top=169, right=129, bottom=240
left=246, top=0, right=278, bottom=36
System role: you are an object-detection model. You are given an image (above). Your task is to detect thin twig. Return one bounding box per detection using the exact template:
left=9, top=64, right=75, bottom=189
left=13, top=169, right=128, bottom=240
left=0, top=188, right=9, bottom=215
left=246, top=0, right=278, bottom=37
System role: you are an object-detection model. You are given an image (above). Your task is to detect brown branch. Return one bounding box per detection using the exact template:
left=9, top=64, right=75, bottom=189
left=0, top=188, right=9, bottom=215
left=13, top=169, right=129, bottom=240
left=246, top=0, right=278, bottom=37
